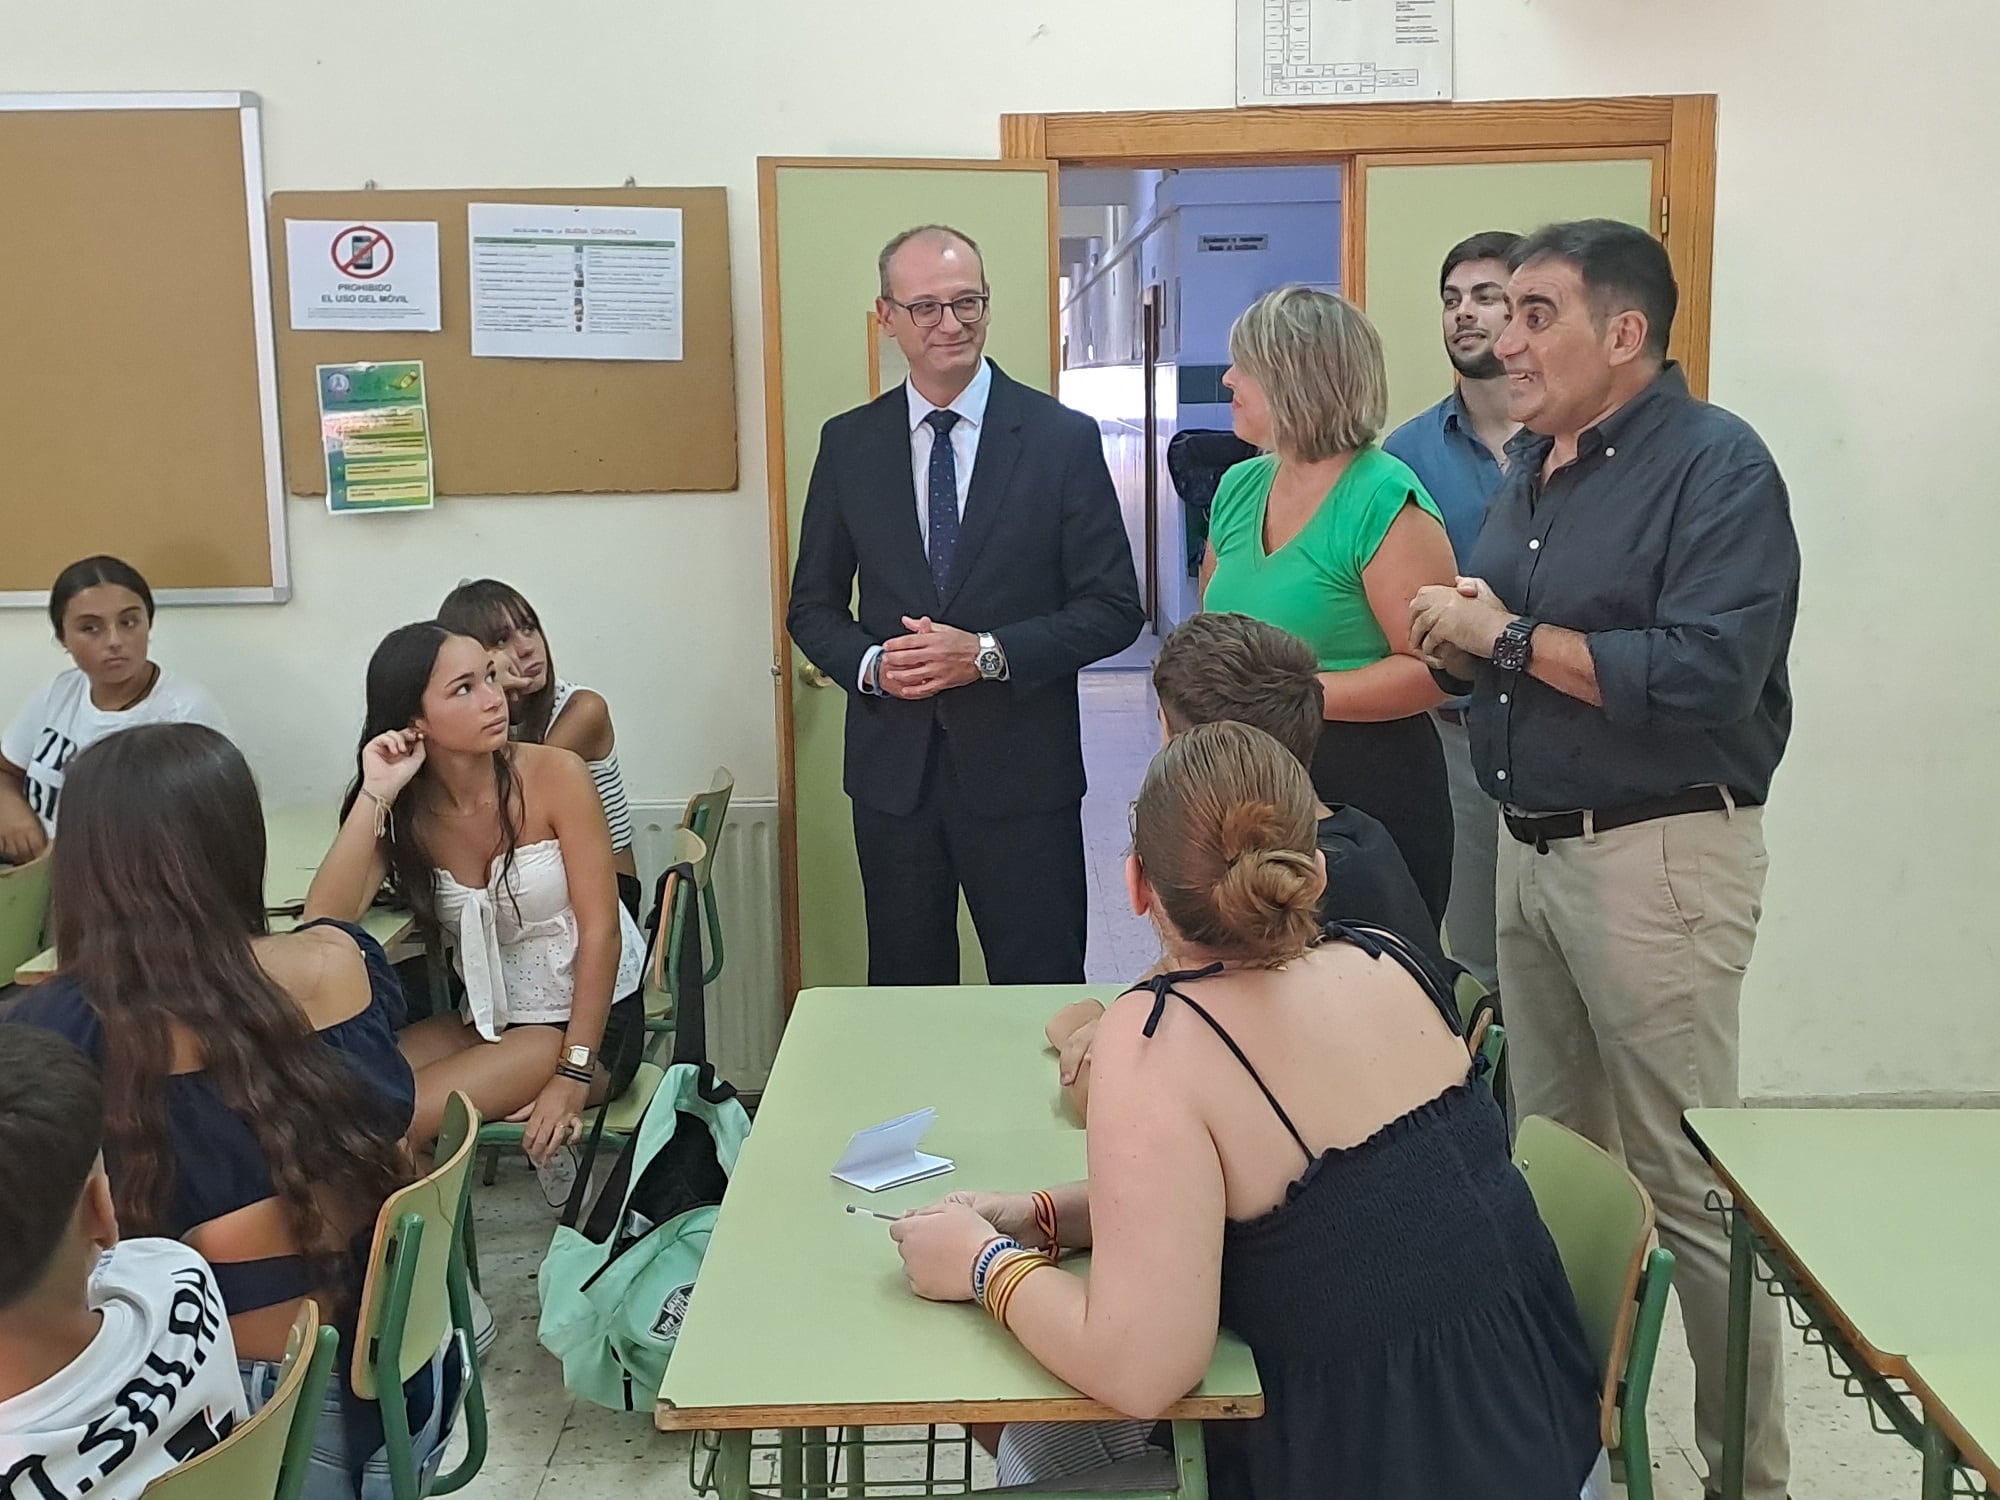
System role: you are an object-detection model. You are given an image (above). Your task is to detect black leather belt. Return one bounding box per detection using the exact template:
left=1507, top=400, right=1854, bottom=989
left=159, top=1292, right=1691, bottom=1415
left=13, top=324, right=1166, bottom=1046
left=1503, top=785, right=1756, bottom=852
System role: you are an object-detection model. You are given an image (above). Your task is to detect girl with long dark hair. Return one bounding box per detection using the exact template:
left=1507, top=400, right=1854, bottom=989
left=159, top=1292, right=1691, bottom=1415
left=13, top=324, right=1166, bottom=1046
left=435, top=579, right=640, bottom=915
left=307, top=622, right=644, bottom=1197
left=1, top=723, right=442, bottom=1500
left=0, top=555, right=228, bottom=862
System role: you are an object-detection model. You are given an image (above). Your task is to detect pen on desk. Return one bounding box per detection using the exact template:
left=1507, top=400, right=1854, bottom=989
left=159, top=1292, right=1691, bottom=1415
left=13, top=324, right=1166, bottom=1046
left=844, top=1204, right=899, bottom=1221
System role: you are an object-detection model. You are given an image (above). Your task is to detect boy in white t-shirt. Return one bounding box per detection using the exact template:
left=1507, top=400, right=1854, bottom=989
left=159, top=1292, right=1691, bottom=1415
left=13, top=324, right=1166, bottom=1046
left=0, top=1028, right=246, bottom=1500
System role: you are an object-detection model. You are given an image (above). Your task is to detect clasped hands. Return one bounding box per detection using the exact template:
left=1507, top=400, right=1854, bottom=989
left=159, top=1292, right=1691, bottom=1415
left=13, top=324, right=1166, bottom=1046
left=878, top=615, right=981, bottom=700
left=1409, top=577, right=1516, bottom=679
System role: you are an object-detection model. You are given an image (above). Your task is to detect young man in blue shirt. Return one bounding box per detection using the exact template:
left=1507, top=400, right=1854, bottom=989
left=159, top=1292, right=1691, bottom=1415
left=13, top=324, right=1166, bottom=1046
left=1383, top=230, right=1521, bottom=1000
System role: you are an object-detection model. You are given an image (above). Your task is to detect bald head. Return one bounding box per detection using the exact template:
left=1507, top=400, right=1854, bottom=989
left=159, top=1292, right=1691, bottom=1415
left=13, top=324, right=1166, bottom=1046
left=878, top=225, right=985, bottom=300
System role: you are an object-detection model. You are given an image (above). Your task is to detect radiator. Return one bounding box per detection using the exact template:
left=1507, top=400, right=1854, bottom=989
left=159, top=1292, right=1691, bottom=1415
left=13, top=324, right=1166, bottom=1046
left=629, top=797, right=784, bottom=1089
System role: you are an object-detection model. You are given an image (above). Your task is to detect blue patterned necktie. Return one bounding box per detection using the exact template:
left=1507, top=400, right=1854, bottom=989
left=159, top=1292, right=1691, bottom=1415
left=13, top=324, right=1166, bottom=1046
left=924, top=407, right=962, bottom=592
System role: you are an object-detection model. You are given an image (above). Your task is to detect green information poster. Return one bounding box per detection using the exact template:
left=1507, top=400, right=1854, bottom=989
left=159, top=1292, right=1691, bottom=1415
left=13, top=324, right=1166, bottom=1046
left=317, top=361, right=435, bottom=514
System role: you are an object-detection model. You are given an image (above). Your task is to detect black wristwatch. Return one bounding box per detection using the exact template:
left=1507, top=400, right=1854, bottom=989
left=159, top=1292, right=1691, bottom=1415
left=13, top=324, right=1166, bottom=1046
left=1491, top=617, right=1537, bottom=674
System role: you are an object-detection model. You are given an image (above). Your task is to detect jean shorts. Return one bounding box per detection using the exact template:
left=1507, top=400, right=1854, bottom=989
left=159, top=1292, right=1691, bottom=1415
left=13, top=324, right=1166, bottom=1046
left=240, top=1333, right=460, bottom=1500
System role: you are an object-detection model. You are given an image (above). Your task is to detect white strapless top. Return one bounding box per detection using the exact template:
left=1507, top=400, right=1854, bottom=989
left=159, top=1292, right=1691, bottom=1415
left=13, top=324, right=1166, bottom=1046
left=433, top=838, right=646, bottom=1041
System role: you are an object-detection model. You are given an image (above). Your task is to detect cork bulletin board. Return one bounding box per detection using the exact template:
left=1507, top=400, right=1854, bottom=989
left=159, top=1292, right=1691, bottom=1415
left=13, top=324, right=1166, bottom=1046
left=270, top=186, right=737, bottom=497
left=0, top=92, right=288, bottom=604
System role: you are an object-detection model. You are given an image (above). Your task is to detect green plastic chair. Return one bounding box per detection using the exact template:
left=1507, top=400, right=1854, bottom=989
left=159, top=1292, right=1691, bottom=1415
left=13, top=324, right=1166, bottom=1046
left=1452, top=968, right=1506, bottom=1077
left=353, top=1091, right=488, bottom=1499
left=1513, top=1114, right=1676, bottom=1500
left=142, top=1300, right=337, bottom=1500
left=0, top=853, right=53, bottom=986
left=641, top=828, right=707, bottom=1061
left=679, top=767, right=734, bottom=986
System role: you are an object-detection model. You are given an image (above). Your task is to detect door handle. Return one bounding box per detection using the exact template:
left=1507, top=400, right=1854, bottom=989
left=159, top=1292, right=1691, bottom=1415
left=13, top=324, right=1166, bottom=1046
left=797, top=657, right=836, bottom=689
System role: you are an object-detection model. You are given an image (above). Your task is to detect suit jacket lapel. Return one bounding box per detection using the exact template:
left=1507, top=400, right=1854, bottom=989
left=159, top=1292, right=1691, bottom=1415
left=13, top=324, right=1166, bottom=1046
left=868, top=391, right=937, bottom=609
left=939, top=366, right=1023, bottom=613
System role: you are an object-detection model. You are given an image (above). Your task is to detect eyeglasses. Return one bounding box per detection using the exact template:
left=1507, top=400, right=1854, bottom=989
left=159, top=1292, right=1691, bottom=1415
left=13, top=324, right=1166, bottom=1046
left=885, top=294, right=990, bottom=328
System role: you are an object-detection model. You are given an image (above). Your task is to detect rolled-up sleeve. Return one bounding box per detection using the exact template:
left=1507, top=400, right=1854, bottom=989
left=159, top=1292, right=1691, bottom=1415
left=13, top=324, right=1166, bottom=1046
left=1586, top=459, right=1800, bottom=729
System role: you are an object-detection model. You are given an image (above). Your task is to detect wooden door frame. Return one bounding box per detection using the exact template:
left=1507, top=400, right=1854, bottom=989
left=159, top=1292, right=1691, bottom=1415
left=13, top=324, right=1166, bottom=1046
left=761, top=157, right=1059, bottom=1003
left=1000, top=95, right=1717, bottom=394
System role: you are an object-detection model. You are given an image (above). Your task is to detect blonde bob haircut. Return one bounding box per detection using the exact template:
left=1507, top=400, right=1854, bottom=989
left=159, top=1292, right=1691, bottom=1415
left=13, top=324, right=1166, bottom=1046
left=1228, top=286, right=1389, bottom=460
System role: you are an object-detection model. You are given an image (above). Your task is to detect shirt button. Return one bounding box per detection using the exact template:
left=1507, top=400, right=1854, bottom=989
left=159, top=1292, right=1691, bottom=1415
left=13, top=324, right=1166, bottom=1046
left=1499, top=693, right=1510, bottom=704
left=1496, top=769, right=1509, bottom=781
left=1605, top=446, right=1616, bottom=457
left=1528, top=538, right=1541, bottom=551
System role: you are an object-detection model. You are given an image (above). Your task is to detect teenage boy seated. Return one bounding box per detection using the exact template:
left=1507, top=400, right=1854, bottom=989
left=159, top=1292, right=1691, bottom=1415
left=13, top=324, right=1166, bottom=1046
left=1050, top=612, right=1451, bottom=1116
left=0, top=1027, right=245, bottom=1499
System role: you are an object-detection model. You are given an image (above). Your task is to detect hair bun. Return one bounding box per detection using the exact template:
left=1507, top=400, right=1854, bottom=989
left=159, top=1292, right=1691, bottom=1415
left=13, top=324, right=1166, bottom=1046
left=1212, top=802, right=1323, bottom=959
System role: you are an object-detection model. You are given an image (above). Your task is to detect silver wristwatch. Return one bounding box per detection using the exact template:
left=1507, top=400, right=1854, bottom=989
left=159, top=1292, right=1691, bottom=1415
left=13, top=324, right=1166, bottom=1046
left=975, top=632, right=1008, bottom=681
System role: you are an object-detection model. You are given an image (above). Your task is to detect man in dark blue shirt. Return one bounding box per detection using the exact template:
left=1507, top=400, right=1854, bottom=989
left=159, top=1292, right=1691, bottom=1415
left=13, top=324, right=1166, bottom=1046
left=1410, top=220, right=1797, bottom=1500
left=1383, top=230, right=1520, bottom=1001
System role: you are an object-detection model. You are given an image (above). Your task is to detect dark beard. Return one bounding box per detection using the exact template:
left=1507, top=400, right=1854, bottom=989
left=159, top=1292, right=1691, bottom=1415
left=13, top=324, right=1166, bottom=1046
left=1448, top=344, right=1506, bottom=381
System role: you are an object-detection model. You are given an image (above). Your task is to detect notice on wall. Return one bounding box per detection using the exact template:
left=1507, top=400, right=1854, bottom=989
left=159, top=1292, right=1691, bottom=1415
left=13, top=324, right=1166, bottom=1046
left=286, top=220, right=442, bottom=331
left=467, top=202, right=683, bottom=361
left=318, top=361, right=435, bottom=515
left=1236, top=0, right=1453, bottom=105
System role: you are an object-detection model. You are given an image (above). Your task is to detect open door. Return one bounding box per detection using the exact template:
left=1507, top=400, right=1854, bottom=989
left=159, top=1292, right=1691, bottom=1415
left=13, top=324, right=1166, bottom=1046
left=1346, top=150, right=1663, bottom=424
left=760, top=158, right=1057, bottom=999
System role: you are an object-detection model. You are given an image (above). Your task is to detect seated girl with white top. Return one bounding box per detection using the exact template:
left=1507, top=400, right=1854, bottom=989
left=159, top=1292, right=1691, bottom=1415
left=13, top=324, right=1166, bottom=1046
left=435, top=579, right=642, bottom=917
left=306, top=621, right=646, bottom=1187
left=0, top=555, right=228, bottom=864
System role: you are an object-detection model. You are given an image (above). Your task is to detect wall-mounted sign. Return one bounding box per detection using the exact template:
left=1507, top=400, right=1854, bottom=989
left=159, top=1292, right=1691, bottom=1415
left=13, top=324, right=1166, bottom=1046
left=1198, top=234, right=1270, bottom=253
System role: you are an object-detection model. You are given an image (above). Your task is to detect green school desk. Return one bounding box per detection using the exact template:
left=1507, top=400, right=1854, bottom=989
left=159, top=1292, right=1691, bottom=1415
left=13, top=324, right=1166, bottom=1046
left=10, top=804, right=416, bottom=984
left=1684, top=1108, right=2000, bottom=1500
left=658, top=985, right=1263, bottom=1499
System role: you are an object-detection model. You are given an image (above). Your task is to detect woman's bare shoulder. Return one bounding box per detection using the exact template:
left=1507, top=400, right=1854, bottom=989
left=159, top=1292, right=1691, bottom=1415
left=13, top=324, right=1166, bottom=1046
left=257, top=923, right=373, bottom=1030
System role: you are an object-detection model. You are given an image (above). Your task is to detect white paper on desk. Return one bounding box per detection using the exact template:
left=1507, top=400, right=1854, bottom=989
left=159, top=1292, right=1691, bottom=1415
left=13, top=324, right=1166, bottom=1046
left=831, top=1108, right=954, bottom=1193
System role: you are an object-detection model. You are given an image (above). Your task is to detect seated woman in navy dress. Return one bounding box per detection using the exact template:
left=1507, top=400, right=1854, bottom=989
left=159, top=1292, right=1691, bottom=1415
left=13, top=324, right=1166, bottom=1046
left=891, top=721, right=1605, bottom=1499
left=2, top=723, right=448, bottom=1500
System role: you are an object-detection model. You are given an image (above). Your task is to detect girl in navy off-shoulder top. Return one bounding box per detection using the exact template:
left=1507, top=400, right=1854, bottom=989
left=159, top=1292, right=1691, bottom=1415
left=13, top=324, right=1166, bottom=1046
left=0, top=723, right=442, bottom=1500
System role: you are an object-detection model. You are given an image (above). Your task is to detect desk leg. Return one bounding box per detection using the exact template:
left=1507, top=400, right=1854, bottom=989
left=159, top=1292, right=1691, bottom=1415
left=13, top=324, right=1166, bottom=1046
left=1920, top=1414, right=1959, bottom=1500
left=1170, top=1420, right=1209, bottom=1500
left=1720, top=1208, right=1753, bottom=1500
left=715, top=1431, right=752, bottom=1500
left=841, top=1427, right=867, bottom=1496
left=779, top=1428, right=803, bottom=1498
left=805, top=1428, right=830, bottom=1495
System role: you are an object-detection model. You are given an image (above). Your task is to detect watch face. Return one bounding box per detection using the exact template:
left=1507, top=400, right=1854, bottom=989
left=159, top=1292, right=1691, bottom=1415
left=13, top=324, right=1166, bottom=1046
left=564, top=1046, right=592, bottom=1068
left=979, top=650, right=1002, bottom=675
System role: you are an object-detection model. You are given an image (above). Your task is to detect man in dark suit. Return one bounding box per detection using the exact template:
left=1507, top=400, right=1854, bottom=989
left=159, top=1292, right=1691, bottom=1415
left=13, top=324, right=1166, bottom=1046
left=787, top=224, right=1144, bottom=985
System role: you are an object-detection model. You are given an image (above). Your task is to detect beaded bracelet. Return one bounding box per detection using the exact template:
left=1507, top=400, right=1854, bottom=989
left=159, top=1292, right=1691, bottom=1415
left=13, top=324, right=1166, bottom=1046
left=971, top=1236, right=1021, bottom=1306
left=1031, top=1190, right=1061, bottom=1264
left=985, top=1249, right=1055, bottom=1328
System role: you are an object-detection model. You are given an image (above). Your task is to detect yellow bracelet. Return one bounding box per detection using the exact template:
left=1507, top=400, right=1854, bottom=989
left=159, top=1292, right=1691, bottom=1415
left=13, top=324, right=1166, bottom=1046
left=986, top=1250, right=1054, bottom=1328
left=992, top=1256, right=1051, bottom=1329
left=983, top=1250, right=1035, bottom=1322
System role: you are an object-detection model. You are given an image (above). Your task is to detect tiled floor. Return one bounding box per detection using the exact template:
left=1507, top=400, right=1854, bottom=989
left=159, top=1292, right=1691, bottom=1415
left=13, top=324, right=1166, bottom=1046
left=458, top=668, right=1925, bottom=1498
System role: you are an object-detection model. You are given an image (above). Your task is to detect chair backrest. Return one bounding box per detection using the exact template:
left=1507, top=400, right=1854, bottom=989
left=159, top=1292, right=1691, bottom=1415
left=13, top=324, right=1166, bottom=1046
left=679, top=766, right=735, bottom=851
left=646, top=828, right=707, bottom=1010
left=351, top=1091, right=481, bottom=1396
left=1512, top=1114, right=1655, bottom=1447
left=143, top=1301, right=334, bottom=1500
left=0, top=853, right=53, bottom=981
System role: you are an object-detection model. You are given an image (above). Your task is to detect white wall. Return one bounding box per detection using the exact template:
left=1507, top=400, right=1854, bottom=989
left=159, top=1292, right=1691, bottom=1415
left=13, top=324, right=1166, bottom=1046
left=5, top=0, right=1995, bottom=1100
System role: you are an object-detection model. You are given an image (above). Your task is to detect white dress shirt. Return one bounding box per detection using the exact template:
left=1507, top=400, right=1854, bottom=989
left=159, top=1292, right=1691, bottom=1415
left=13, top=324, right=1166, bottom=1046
left=858, top=360, right=995, bottom=692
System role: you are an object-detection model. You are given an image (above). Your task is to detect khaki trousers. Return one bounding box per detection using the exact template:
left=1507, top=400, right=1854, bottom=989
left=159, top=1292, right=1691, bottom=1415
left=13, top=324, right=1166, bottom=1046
left=1497, top=804, right=1789, bottom=1500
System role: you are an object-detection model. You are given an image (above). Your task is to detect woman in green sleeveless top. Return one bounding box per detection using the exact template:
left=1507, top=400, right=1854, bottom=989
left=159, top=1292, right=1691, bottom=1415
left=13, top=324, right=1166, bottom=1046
left=1201, top=286, right=1459, bottom=921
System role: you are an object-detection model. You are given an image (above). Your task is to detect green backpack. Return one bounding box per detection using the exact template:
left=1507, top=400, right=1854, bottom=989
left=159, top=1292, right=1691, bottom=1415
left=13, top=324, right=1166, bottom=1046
left=538, top=1059, right=749, bottom=1410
